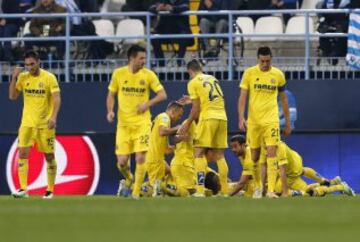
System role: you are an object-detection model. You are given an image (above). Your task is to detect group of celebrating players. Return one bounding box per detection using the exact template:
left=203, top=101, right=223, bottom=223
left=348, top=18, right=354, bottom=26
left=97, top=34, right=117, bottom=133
left=9, top=44, right=355, bottom=199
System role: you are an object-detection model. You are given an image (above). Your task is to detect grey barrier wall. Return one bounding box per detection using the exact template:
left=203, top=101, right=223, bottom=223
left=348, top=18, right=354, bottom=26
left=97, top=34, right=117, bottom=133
left=1, top=80, right=360, bottom=134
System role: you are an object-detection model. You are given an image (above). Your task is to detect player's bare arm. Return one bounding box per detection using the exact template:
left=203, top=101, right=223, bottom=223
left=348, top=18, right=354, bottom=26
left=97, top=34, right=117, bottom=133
left=279, top=91, right=291, bottom=136
left=159, top=124, right=180, bottom=137
left=9, top=66, right=23, bottom=101
left=48, top=92, right=61, bottom=129
left=106, top=91, right=116, bottom=123
left=178, top=98, right=200, bottom=135
left=230, top=175, right=251, bottom=196
left=137, top=89, right=167, bottom=114
left=238, top=88, right=248, bottom=132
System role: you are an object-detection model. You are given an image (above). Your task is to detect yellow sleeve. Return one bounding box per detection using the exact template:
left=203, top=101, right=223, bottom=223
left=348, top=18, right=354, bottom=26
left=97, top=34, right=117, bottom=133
left=239, top=69, right=250, bottom=90
left=278, top=70, right=286, bottom=88
left=159, top=114, right=170, bottom=128
left=15, top=74, right=23, bottom=91
left=108, top=71, right=119, bottom=93
left=277, top=143, right=288, bottom=166
left=49, top=75, right=60, bottom=93
left=188, top=81, right=198, bottom=100
left=149, top=71, right=164, bottom=93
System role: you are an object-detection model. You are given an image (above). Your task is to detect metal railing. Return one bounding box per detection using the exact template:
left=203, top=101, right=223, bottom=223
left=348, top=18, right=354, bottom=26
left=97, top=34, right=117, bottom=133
left=0, top=9, right=359, bottom=82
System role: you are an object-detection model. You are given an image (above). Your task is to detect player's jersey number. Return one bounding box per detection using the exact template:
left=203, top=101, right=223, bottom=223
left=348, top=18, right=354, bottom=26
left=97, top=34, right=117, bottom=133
left=203, top=80, right=224, bottom=101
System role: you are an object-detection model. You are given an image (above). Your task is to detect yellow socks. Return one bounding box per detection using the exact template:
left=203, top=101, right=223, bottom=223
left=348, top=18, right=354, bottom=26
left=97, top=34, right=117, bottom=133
left=194, top=157, right=207, bottom=194
left=46, top=160, right=57, bottom=192
left=216, top=158, right=229, bottom=195
left=266, top=157, right=277, bottom=193
left=18, top=159, right=29, bottom=190
left=117, top=162, right=133, bottom=187
left=303, top=167, right=326, bottom=184
left=253, top=161, right=262, bottom=190
left=132, top=162, right=146, bottom=197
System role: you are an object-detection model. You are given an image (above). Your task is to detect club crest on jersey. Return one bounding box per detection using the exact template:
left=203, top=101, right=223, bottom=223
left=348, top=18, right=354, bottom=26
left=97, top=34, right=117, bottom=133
left=38, top=82, right=44, bottom=88
left=139, top=80, right=145, bottom=85
left=270, top=79, right=276, bottom=84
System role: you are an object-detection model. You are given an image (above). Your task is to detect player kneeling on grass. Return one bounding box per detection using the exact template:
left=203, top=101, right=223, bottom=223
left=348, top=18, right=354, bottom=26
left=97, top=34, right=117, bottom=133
left=144, top=101, right=184, bottom=198
left=228, top=135, right=257, bottom=197
left=271, top=141, right=356, bottom=197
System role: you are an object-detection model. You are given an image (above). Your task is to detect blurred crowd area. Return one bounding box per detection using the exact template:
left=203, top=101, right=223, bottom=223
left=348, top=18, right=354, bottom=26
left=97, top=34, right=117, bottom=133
left=1, top=0, right=360, bottom=67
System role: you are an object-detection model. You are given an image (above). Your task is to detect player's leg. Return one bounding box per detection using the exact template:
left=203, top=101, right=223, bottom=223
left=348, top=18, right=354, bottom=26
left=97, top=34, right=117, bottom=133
left=131, top=123, right=151, bottom=199
left=302, top=167, right=331, bottom=185
left=115, top=126, right=133, bottom=191
left=13, top=127, right=34, bottom=198
left=247, top=124, right=263, bottom=198
left=170, top=164, right=195, bottom=197
left=213, top=120, right=229, bottom=196
left=132, top=151, right=147, bottom=199
left=193, top=120, right=213, bottom=196
left=264, top=124, right=281, bottom=198
left=37, top=128, right=57, bottom=199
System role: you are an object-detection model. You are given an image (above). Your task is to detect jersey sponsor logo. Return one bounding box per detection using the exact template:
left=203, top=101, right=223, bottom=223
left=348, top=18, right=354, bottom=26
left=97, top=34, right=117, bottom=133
left=121, top=87, right=146, bottom=93
left=24, top=89, right=46, bottom=95
left=6, top=136, right=100, bottom=195
left=254, top=84, right=277, bottom=91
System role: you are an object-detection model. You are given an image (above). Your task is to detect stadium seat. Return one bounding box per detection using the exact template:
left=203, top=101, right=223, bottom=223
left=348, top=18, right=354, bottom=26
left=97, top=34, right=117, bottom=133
left=301, top=0, right=320, bottom=9
left=254, top=16, right=283, bottom=41
left=116, top=19, right=145, bottom=45
left=285, top=16, right=315, bottom=40
left=93, top=19, right=115, bottom=43
left=235, top=17, right=254, bottom=41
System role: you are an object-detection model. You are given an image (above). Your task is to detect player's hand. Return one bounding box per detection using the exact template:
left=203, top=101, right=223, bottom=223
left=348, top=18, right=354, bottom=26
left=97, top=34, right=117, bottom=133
left=0, top=19, right=6, bottom=26
left=238, top=118, right=247, bottom=132
left=156, top=3, right=165, bottom=11
left=137, top=103, right=149, bottom=114
left=12, top=66, right=24, bottom=79
left=107, top=111, right=115, bottom=123
left=164, top=4, right=173, bottom=11
left=283, top=122, right=291, bottom=136
left=177, top=123, right=189, bottom=136
left=48, top=117, right=56, bottom=129
left=177, top=95, right=191, bottom=105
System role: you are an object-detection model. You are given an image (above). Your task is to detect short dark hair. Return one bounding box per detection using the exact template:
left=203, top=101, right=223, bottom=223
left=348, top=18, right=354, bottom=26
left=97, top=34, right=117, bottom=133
left=205, top=172, right=220, bottom=195
left=187, top=59, right=202, bottom=71
left=127, top=44, right=146, bottom=60
left=257, top=46, right=272, bottom=57
left=24, top=50, right=40, bottom=60
left=166, top=101, right=184, bottom=111
left=230, top=134, right=246, bottom=145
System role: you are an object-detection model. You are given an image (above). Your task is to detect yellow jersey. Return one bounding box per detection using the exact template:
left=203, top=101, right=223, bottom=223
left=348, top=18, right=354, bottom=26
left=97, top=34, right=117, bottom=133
left=146, top=112, right=171, bottom=163
left=277, top=142, right=303, bottom=178
left=239, top=146, right=254, bottom=177
left=240, top=65, right=286, bottom=125
left=188, top=73, right=227, bottom=121
left=171, top=120, right=196, bottom=167
left=16, top=69, right=60, bottom=128
left=108, top=66, right=164, bottom=126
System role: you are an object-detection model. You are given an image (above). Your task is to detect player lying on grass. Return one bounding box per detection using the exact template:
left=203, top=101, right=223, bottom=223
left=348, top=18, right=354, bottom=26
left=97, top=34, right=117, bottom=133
left=272, top=141, right=355, bottom=197
left=117, top=101, right=184, bottom=199
left=229, top=135, right=355, bottom=197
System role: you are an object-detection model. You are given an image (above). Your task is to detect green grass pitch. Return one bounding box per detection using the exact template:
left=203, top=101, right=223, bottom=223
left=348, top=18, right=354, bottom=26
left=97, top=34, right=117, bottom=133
left=0, top=196, right=359, bottom=242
